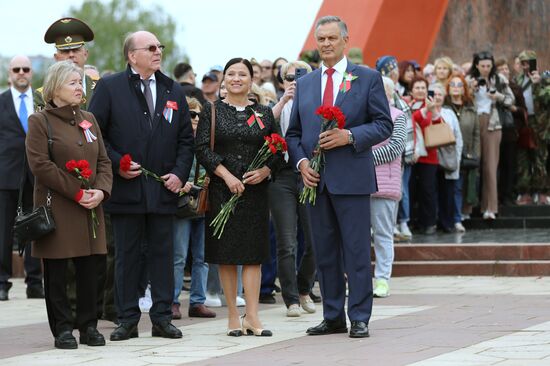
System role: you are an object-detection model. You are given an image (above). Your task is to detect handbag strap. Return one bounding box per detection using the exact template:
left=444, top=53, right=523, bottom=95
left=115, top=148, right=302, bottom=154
left=18, top=113, right=54, bottom=214
left=194, top=102, right=216, bottom=185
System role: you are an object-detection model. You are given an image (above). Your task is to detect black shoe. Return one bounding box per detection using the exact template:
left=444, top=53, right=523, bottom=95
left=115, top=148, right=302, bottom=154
left=80, top=327, right=106, bottom=346
left=55, top=330, right=78, bottom=349
left=274, top=284, right=281, bottom=293
left=0, top=282, right=13, bottom=301
left=152, top=320, right=182, bottom=338
left=309, top=291, right=322, bottom=303
left=349, top=321, right=370, bottom=338
left=26, top=286, right=45, bottom=299
left=110, top=323, right=138, bottom=341
left=306, top=319, right=348, bottom=335
left=259, top=293, right=276, bottom=304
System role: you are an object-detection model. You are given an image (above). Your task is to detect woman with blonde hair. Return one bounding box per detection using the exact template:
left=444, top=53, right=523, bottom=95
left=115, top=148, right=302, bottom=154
left=434, top=56, right=454, bottom=86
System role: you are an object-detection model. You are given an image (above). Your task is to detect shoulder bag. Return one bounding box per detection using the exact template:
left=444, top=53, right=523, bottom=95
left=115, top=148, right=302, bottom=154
left=424, top=116, right=456, bottom=149
left=13, top=113, right=56, bottom=249
left=176, top=102, right=215, bottom=218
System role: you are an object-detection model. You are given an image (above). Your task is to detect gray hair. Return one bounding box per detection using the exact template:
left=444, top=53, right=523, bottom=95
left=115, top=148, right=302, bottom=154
left=42, top=61, right=83, bottom=103
left=429, top=82, right=446, bottom=96
left=123, top=32, right=136, bottom=62
left=382, top=76, right=395, bottom=96
left=315, top=16, right=348, bottom=38
left=280, top=61, right=312, bottom=80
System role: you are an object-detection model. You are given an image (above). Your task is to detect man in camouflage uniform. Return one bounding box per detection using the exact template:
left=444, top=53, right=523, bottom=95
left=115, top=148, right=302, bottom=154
left=40, top=17, right=116, bottom=323
left=515, top=50, right=550, bottom=205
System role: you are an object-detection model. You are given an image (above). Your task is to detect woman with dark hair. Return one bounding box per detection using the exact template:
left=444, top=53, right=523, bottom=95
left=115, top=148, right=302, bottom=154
left=195, top=58, right=282, bottom=337
left=467, top=51, right=514, bottom=219
left=445, top=73, right=480, bottom=228
left=271, top=57, right=288, bottom=100
left=397, top=60, right=416, bottom=98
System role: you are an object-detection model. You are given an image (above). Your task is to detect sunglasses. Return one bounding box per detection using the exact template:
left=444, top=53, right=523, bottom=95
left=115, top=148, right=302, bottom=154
left=284, top=74, right=296, bottom=82
left=449, top=82, right=464, bottom=87
left=189, top=111, right=200, bottom=119
left=133, top=44, right=165, bottom=52
left=12, top=67, right=31, bottom=73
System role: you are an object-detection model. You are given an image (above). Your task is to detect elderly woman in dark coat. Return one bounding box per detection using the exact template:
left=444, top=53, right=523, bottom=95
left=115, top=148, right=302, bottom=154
left=195, top=58, right=282, bottom=337
left=26, top=61, right=112, bottom=349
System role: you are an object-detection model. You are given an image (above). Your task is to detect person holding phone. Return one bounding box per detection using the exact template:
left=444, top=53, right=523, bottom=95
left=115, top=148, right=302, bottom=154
left=515, top=50, right=549, bottom=205
left=270, top=61, right=317, bottom=317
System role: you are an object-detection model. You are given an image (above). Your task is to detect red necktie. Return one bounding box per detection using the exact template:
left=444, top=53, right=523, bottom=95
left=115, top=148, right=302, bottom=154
left=322, top=68, right=335, bottom=107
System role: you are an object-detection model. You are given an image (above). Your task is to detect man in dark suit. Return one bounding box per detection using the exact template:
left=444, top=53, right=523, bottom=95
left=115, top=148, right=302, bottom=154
left=286, top=16, right=393, bottom=338
left=89, top=31, right=194, bottom=341
left=0, top=55, right=44, bottom=301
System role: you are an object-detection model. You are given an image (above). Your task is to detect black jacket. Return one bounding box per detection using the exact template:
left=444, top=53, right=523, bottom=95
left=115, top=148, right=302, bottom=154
left=0, top=89, right=35, bottom=190
left=88, top=66, right=194, bottom=214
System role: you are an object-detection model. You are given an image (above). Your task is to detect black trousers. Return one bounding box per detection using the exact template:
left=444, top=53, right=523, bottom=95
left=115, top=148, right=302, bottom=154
left=43, top=255, right=100, bottom=336
left=111, top=213, right=174, bottom=324
left=412, top=163, right=438, bottom=229
left=0, top=186, right=42, bottom=289
left=498, top=138, right=518, bottom=204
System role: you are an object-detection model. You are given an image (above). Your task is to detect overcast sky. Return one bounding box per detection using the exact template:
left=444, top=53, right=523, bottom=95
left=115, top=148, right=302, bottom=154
left=1, top=0, right=322, bottom=79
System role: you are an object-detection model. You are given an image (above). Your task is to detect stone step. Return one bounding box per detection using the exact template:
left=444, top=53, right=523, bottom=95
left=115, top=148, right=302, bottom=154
left=391, top=260, right=550, bottom=276
left=499, top=204, right=550, bottom=218
left=391, top=243, right=550, bottom=261
left=463, top=217, right=550, bottom=230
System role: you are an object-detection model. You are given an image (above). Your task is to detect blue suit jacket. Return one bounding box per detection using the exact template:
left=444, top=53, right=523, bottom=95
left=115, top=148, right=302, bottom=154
left=286, top=61, right=393, bottom=195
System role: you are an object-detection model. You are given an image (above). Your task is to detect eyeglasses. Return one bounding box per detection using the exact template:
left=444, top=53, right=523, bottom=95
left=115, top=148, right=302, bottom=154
left=133, top=44, right=165, bottom=52
left=12, top=67, right=31, bottom=73
left=262, top=66, right=272, bottom=71
left=189, top=111, right=200, bottom=119
left=449, top=82, right=464, bottom=87
left=284, top=74, right=296, bottom=82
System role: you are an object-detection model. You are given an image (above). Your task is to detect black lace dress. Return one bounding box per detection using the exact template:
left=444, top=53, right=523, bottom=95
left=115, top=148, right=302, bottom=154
left=195, top=100, right=282, bottom=264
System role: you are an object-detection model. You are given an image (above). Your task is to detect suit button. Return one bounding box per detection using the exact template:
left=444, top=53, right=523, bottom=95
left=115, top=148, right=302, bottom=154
left=70, top=120, right=76, bottom=126
left=78, top=141, right=83, bottom=146
left=237, top=155, right=242, bottom=159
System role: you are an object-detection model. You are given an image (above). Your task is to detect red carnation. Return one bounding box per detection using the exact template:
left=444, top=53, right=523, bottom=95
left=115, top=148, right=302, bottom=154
left=120, top=154, right=132, bottom=172
left=81, top=168, right=92, bottom=180
left=264, top=135, right=272, bottom=144
left=268, top=144, right=277, bottom=154
left=77, top=160, right=90, bottom=171
left=65, top=160, right=77, bottom=172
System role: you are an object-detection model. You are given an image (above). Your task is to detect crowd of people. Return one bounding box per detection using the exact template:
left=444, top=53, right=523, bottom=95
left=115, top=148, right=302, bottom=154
left=0, top=14, right=548, bottom=350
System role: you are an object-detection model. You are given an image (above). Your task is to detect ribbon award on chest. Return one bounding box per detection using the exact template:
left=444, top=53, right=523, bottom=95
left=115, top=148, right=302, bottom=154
left=79, top=120, right=97, bottom=143
left=339, top=72, right=358, bottom=93
left=247, top=108, right=265, bottom=129
left=163, top=100, right=178, bottom=124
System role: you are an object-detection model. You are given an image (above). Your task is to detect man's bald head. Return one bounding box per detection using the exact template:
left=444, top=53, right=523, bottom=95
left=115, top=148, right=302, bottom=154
left=123, top=31, right=163, bottom=78
left=8, top=55, right=33, bottom=92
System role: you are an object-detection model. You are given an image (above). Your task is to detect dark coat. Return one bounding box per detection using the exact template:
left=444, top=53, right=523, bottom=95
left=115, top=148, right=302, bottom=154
left=26, top=105, right=112, bottom=259
left=88, top=66, right=194, bottom=214
left=0, top=89, right=42, bottom=189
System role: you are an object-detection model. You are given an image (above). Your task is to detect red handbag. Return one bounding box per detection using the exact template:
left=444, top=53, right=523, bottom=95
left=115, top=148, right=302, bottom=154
left=517, top=110, right=537, bottom=150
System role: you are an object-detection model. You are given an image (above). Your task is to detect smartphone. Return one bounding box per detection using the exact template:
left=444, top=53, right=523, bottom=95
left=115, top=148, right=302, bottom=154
left=295, top=68, right=308, bottom=80
left=529, top=59, right=537, bottom=72
left=427, top=90, right=435, bottom=98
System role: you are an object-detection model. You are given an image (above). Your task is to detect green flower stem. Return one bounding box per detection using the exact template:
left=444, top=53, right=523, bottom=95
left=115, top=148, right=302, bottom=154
left=140, top=167, right=165, bottom=183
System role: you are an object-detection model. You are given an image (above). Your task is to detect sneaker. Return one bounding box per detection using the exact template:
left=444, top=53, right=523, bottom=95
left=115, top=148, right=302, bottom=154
left=516, top=194, right=532, bottom=206
left=482, top=211, right=496, bottom=220
left=259, top=293, right=276, bottom=304
left=373, top=279, right=390, bottom=298
left=286, top=304, right=301, bottom=317
left=399, top=222, right=412, bottom=239
left=236, top=296, right=246, bottom=307
left=461, top=214, right=471, bottom=221
left=139, top=286, right=152, bottom=313
left=204, top=293, right=222, bottom=308
left=299, top=295, right=316, bottom=314
left=454, top=222, right=466, bottom=233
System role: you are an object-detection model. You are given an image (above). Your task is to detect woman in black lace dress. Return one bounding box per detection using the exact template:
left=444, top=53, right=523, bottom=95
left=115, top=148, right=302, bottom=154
left=195, top=58, right=281, bottom=337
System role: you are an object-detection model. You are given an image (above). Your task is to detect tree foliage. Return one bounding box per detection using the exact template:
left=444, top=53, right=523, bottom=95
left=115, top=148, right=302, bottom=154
left=70, top=0, right=185, bottom=75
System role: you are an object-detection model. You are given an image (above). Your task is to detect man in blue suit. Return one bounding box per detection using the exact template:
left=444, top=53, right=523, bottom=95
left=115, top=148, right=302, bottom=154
left=286, top=16, right=392, bottom=338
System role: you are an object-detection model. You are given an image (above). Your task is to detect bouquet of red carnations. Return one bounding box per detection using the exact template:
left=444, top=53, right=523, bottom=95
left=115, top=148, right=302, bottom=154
left=210, top=133, right=287, bottom=239
left=65, top=159, right=100, bottom=238
left=299, top=105, right=346, bottom=205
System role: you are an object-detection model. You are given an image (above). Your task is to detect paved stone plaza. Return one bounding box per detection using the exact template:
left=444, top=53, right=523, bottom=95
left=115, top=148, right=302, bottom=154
left=2, top=275, right=550, bottom=365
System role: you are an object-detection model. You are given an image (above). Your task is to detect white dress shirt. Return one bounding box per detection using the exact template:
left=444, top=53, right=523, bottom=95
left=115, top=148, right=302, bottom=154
left=11, top=86, right=34, bottom=119
left=320, top=57, right=348, bottom=105
left=131, top=67, right=157, bottom=106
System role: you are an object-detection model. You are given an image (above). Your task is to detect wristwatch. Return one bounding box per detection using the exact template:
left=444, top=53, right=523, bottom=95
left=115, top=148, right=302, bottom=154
left=347, top=130, right=355, bottom=145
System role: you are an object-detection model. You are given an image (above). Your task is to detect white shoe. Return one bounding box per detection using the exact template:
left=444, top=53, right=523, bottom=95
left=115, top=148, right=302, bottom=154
left=299, top=295, right=316, bottom=314
left=482, top=211, right=496, bottom=220
left=454, top=222, right=466, bottom=233
left=236, top=296, right=246, bottom=307
left=286, top=304, right=301, bottom=317
left=204, top=293, right=222, bottom=308
left=399, top=222, right=412, bottom=239
left=139, top=286, right=152, bottom=313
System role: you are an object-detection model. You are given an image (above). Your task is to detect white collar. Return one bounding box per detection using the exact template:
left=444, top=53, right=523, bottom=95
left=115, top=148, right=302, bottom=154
left=321, top=57, right=348, bottom=75
left=131, top=67, right=156, bottom=82
left=11, top=86, right=32, bottom=99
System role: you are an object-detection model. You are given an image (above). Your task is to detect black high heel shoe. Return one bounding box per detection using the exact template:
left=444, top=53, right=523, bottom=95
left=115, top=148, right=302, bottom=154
left=226, top=328, right=243, bottom=337
left=241, top=314, right=272, bottom=337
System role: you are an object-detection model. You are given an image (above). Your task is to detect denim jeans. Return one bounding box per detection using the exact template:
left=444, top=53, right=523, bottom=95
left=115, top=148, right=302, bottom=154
left=398, top=164, right=412, bottom=223
left=453, top=176, right=463, bottom=224
left=173, top=217, right=208, bottom=305
left=371, top=197, right=397, bottom=281
left=268, top=168, right=316, bottom=307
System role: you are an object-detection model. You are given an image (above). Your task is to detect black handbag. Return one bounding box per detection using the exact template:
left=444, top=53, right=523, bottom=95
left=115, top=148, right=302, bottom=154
left=497, top=104, right=514, bottom=129
left=461, top=153, right=480, bottom=169
left=438, top=144, right=458, bottom=171
left=13, top=114, right=56, bottom=250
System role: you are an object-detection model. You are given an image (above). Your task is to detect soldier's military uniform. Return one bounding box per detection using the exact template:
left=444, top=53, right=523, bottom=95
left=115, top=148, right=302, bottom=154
left=515, top=50, right=550, bottom=202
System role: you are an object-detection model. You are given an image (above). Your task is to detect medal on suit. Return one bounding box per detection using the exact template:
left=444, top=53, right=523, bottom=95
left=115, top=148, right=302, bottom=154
left=340, top=72, right=358, bottom=93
